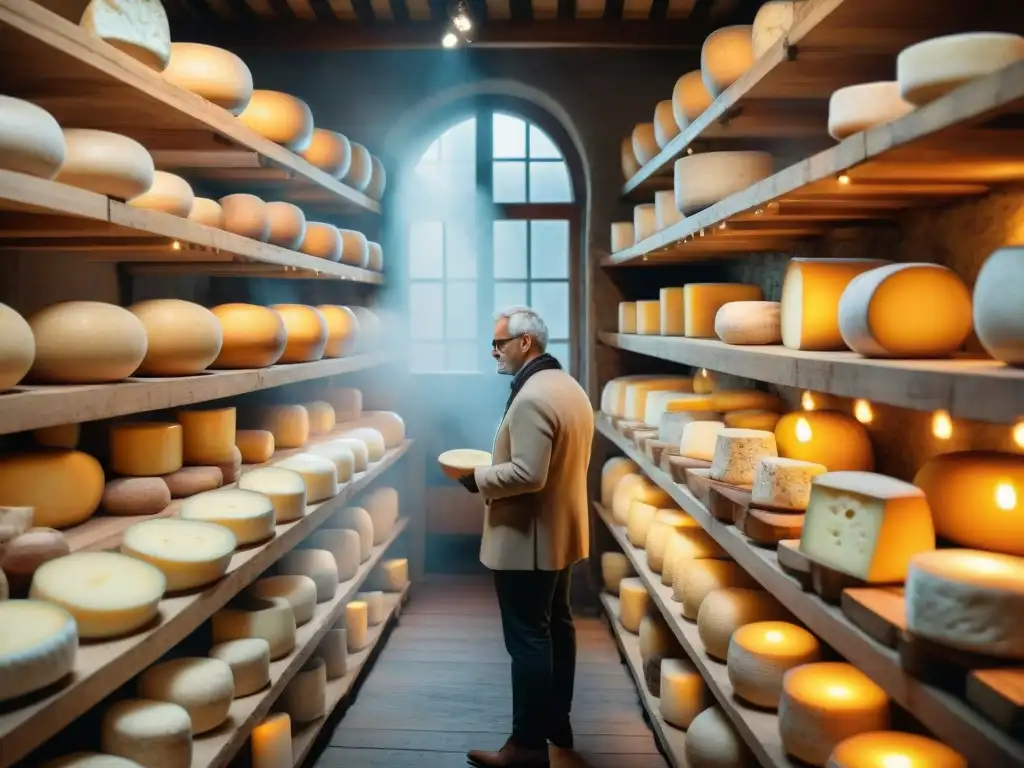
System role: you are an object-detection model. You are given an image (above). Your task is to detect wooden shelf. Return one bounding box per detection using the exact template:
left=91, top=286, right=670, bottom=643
left=0, top=1, right=380, bottom=216
left=191, top=520, right=408, bottom=768
left=599, top=332, right=1024, bottom=426
left=611, top=59, right=1024, bottom=264
left=596, top=504, right=796, bottom=768
left=622, top=0, right=1023, bottom=196
left=598, top=592, right=688, bottom=768
left=0, top=351, right=395, bottom=437
left=0, top=441, right=412, bottom=768
left=290, top=586, right=410, bottom=767
left=0, top=171, right=383, bottom=283
left=596, top=415, right=1024, bottom=767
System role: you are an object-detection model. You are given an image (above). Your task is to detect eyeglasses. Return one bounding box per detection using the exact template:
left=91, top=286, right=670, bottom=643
left=491, top=335, right=522, bottom=351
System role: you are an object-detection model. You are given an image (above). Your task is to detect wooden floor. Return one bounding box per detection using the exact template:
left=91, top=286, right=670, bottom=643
left=314, top=575, right=669, bottom=768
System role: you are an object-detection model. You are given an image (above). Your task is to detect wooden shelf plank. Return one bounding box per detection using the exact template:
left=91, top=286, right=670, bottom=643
left=0, top=351, right=396, bottom=436
left=598, top=592, right=689, bottom=768
left=612, top=59, right=1024, bottom=264
left=290, top=587, right=410, bottom=767
left=596, top=504, right=796, bottom=768
left=595, top=416, right=1024, bottom=767
left=0, top=441, right=412, bottom=768
left=599, top=332, right=1024, bottom=426
left=0, top=1, right=380, bottom=216
left=190, top=519, right=408, bottom=768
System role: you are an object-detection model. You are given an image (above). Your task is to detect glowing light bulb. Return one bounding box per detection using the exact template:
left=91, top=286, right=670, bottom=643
left=801, top=391, right=815, bottom=411
left=838, top=174, right=850, bottom=185
left=442, top=32, right=458, bottom=48
left=699, top=368, right=708, bottom=379
left=932, top=410, right=952, bottom=440
left=996, top=482, right=1017, bottom=511
left=796, top=417, right=812, bottom=443
left=171, top=240, right=182, bottom=251
left=1014, top=420, right=1024, bottom=449
left=764, top=630, right=784, bottom=643
left=453, top=12, right=471, bottom=31
left=854, top=399, right=873, bottom=424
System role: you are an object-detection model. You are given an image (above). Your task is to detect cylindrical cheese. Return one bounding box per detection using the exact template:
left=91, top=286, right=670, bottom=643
left=685, top=707, right=754, bottom=767
left=210, top=303, right=287, bottom=368
left=179, top=488, right=276, bottom=545
left=675, top=559, right=757, bottom=619
left=0, top=527, right=69, bottom=595
left=238, top=466, right=308, bottom=523
left=364, top=486, right=399, bottom=544
left=247, top=574, right=317, bottom=626
left=101, top=699, right=192, bottom=768
left=281, top=656, right=327, bottom=723
left=299, top=222, right=343, bottom=262
left=316, top=305, right=359, bottom=357
left=121, top=518, right=236, bottom=591
left=346, top=600, right=369, bottom=651
left=318, top=628, right=347, bottom=679
left=653, top=100, right=679, bottom=149
left=304, top=400, right=336, bottom=436
left=299, top=128, right=351, bottom=178
left=102, top=477, right=171, bottom=517
left=0, top=599, right=77, bottom=702
left=618, top=302, right=637, bottom=333
left=370, top=558, right=408, bottom=592
left=302, top=528, right=361, bottom=581
left=110, top=422, right=183, bottom=476
left=674, top=152, right=772, bottom=215
left=162, top=43, right=253, bottom=113
left=626, top=500, right=659, bottom=548
left=826, top=731, right=967, bottom=768
left=162, top=466, right=222, bottom=498
left=277, top=549, right=338, bottom=602
left=274, top=454, right=338, bottom=503
left=752, top=0, right=796, bottom=58
left=0, top=450, right=105, bottom=529
left=340, top=228, right=370, bottom=268
left=639, top=613, right=680, bottom=695
left=178, top=407, right=236, bottom=465
left=701, top=25, right=755, bottom=97
left=618, top=577, right=649, bottom=633
left=209, top=638, right=271, bottom=697
left=343, top=142, right=373, bottom=191
left=128, top=299, right=222, bottom=376
left=611, top=222, right=635, bottom=253
left=715, top=301, right=782, bottom=345
left=307, top=442, right=355, bottom=483
left=631, top=123, right=658, bottom=166
left=645, top=510, right=698, bottom=574
left=601, top=457, right=638, bottom=509
left=0, top=96, right=65, bottom=180
left=0, top=303, right=34, bottom=391
left=56, top=129, right=154, bottom=200
left=358, top=589, right=385, bottom=626
left=974, top=246, right=1024, bottom=365
left=219, top=194, right=269, bottom=241
left=340, top=427, right=386, bottom=463
left=655, top=189, right=683, bottom=232
left=752, top=456, right=827, bottom=511
left=695, top=587, right=787, bottom=660
left=264, top=201, right=306, bottom=250
left=137, top=656, right=234, bottom=734
left=212, top=596, right=296, bottom=659
left=367, top=241, right=383, bottom=271
left=621, top=136, right=641, bottom=180
left=365, top=156, right=387, bottom=200
left=728, top=620, right=821, bottom=709
left=896, top=32, right=1024, bottom=106
left=238, top=90, right=314, bottom=152
left=216, top=446, right=242, bottom=484
left=329, top=506, right=374, bottom=561
left=828, top=81, right=913, bottom=140
left=611, top=474, right=671, bottom=526
left=271, top=304, right=328, bottom=363
left=724, top=410, right=780, bottom=431
left=259, top=404, right=309, bottom=449
left=127, top=171, right=194, bottom=217
left=236, top=430, right=275, bottom=464
left=672, top=70, right=713, bottom=130
left=710, top=428, right=778, bottom=486
left=188, top=197, right=223, bottom=228
left=774, top=411, right=874, bottom=472
left=659, top=657, right=709, bottom=730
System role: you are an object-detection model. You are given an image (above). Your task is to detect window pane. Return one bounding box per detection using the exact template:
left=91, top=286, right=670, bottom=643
left=409, top=282, right=444, bottom=340
left=493, top=220, right=527, bottom=279
left=529, top=160, right=571, bottom=203
left=493, top=113, right=526, bottom=159
left=411, top=342, right=445, bottom=373
left=529, top=125, right=562, bottom=159
left=446, top=220, right=477, bottom=279
left=445, top=342, right=478, bottom=372
left=494, top=281, right=527, bottom=314
left=530, top=281, right=569, bottom=339
left=417, top=139, right=440, bottom=166
left=493, top=161, right=526, bottom=203
left=441, top=117, right=477, bottom=165
left=530, top=220, right=569, bottom=279
left=408, top=221, right=443, bottom=279
left=547, top=341, right=570, bottom=370
left=445, top=280, right=477, bottom=340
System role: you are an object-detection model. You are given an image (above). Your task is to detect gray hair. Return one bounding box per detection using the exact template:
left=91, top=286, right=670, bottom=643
left=494, top=306, right=549, bottom=351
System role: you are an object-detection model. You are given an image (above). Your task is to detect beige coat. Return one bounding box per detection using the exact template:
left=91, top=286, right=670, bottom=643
left=474, top=368, right=595, bottom=571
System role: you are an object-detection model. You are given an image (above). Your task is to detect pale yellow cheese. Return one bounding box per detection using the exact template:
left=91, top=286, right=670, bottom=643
left=340, top=229, right=370, bottom=268
left=210, top=303, right=286, bottom=368
left=219, top=194, right=269, bottom=241
left=329, top=506, right=374, bottom=561
left=343, top=143, right=373, bottom=191
left=626, top=500, right=659, bottom=548
left=724, top=410, right=780, bottom=431
left=339, top=427, right=386, bottom=462
left=277, top=549, right=337, bottom=602
left=0, top=599, right=77, bottom=703
left=685, top=707, right=754, bottom=767
left=212, top=596, right=296, bottom=660
left=188, top=198, right=222, bottom=228
left=653, top=100, right=679, bottom=149
left=247, top=575, right=317, bottom=626
left=251, top=713, right=292, bottom=768
left=259, top=405, right=309, bottom=449
left=56, top=129, right=154, bottom=200
left=299, top=222, right=342, bottom=261
left=828, top=731, right=967, bottom=768
left=695, top=587, right=787, bottom=660
left=710, top=427, right=778, bottom=485
left=178, top=407, right=236, bottom=465
left=672, top=70, right=713, bottom=130
left=752, top=1, right=796, bottom=58
left=302, top=528, right=360, bottom=581
left=618, top=577, right=649, bottom=633
left=897, top=32, right=1024, bottom=106
left=618, top=302, right=637, bottom=334
left=273, top=454, right=338, bottom=503
left=127, top=171, right=193, bottom=218
left=601, top=552, right=633, bottom=594
left=752, top=457, right=827, bottom=511
left=237, top=466, right=307, bottom=523
left=307, top=441, right=355, bottom=483
left=264, top=202, right=306, bottom=250
left=121, top=518, right=236, bottom=591
left=633, top=203, right=657, bottom=243
left=357, top=590, right=384, bottom=626
left=179, top=488, right=276, bottom=545
left=272, top=305, right=328, bottom=363
left=611, top=474, right=671, bottom=526
left=137, top=656, right=234, bottom=734
left=318, top=628, right=347, bottom=679
left=345, top=600, right=369, bottom=652
left=727, top=620, right=821, bottom=709
left=368, top=558, right=408, bottom=592
left=658, top=287, right=686, bottom=336
left=129, top=299, right=222, bottom=377
left=674, top=559, right=756, bottom=619
left=655, top=189, right=683, bottom=231
left=775, top=411, right=874, bottom=472
left=715, top=301, right=781, bottom=345
left=161, top=42, right=253, bottom=114
left=601, top=457, right=639, bottom=509
left=684, top=284, right=763, bottom=337
left=611, top=222, right=635, bottom=253
left=631, top=123, right=659, bottom=166
left=236, top=430, right=275, bottom=464
left=281, top=656, right=327, bottom=724
left=701, top=25, right=755, bottom=97
left=355, top=412, right=406, bottom=448
left=674, top=152, right=772, bottom=215
left=644, top=390, right=691, bottom=429
left=645, top=510, right=700, bottom=574
left=238, top=90, right=314, bottom=152
left=317, top=305, right=359, bottom=357
left=828, top=81, right=914, bottom=140
left=0, top=302, right=34, bottom=390
left=100, top=700, right=191, bottom=768
left=635, top=300, right=661, bottom=335
left=973, top=246, right=1024, bottom=364
left=364, top=486, right=399, bottom=544
left=301, top=400, right=335, bottom=436
left=679, top=420, right=725, bottom=461
left=209, top=638, right=271, bottom=697
left=660, top=658, right=710, bottom=730
left=0, top=96, right=66, bottom=181
left=621, top=136, right=641, bottom=180
left=0, top=450, right=105, bottom=529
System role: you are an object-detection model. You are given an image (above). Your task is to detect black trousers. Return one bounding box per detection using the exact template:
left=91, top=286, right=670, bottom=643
left=492, top=566, right=576, bottom=749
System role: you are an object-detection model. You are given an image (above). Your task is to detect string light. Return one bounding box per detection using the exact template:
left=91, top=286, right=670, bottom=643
left=171, top=240, right=182, bottom=251
left=838, top=174, right=851, bottom=185
left=441, top=32, right=459, bottom=48
left=1013, top=419, right=1024, bottom=449
left=801, top=391, right=815, bottom=411
left=932, top=410, right=953, bottom=440
left=853, top=399, right=873, bottom=424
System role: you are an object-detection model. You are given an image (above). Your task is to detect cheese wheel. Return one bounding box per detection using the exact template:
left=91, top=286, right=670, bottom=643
left=101, top=700, right=191, bottom=768
left=126, top=171, right=193, bottom=217
left=358, top=589, right=385, bottom=626
left=340, top=228, right=370, bottom=268
left=0, top=303, right=34, bottom=390
left=212, top=596, right=296, bottom=659
left=728, top=620, right=821, bottom=709
left=666, top=529, right=726, bottom=589
left=43, top=753, right=145, bottom=767
left=0, top=599, right=77, bottom=702
left=302, top=528, right=361, bottom=581
left=897, top=32, right=1024, bottom=106
left=298, top=128, right=351, bottom=177
left=369, top=558, right=408, bottom=592
left=355, top=412, right=406, bottom=448
left=838, top=263, right=972, bottom=357
left=110, top=422, right=183, bottom=476
left=161, top=466, right=222, bottom=498
left=299, top=222, right=343, bottom=261
left=57, top=129, right=154, bottom=199
left=685, top=707, right=754, bottom=767
left=618, top=577, right=649, bottom=633
left=252, top=713, right=292, bottom=768
left=238, top=90, right=314, bottom=152
left=349, top=307, right=382, bottom=350
left=259, top=404, right=309, bottom=449
left=635, top=300, right=661, bottom=335
left=327, top=385, right=362, bottom=419
left=675, top=559, right=757, bottom=619
left=137, top=656, right=234, bottom=734
left=364, top=486, right=399, bottom=544
left=30, top=552, right=166, bottom=639
left=780, top=662, right=890, bottom=766
left=188, top=198, right=222, bottom=228
left=121, top=518, right=236, bottom=591
left=674, top=152, right=772, bottom=215
left=752, top=457, right=827, bottom=511
left=696, top=587, right=787, bottom=660
left=672, top=70, right=713, bottom=130
left=28, top=301, right=147, bottom=384
left=662, top=408, right=721, bottom=450
left=660, top=658, right=710, bottom=730
left=80, top=0, right=170, bottom=70
left=263, top=202, right=306, bottom=250
left=752, top=0, right=795, bottom=58
left=775, top=411, right=874, bottom=472
left=633, top=203, right=657, bottom=243
left=219, top=194, right=269, bottom=241
left=329, top=506, right=374, bottom=561
left=659, top=287, right=685, bottom=336
left=601, top=457, right=638, bottom=509
left=248, top=574, right=317, bottom=626
left=653, top=100, right=679, bottom=149
left=0, top=528, right=70, bottom=595
left=828, top=82, right=914, bottom=140
left=646, top=510, right=699, bottom=574
left=684, top=283, right=765, bottom=337
left=367, top=241, right=383, bottom=271
left=210, top=303, right=287, bottom=368
left=611, top=474, right=671, bottom=526
left=128, top=300, right=222, bottom=376
left=618, top=302, right=637, bottom=333
left=715, top=301, right=781, bottom=345
left=307, top=441, right=355, bottom=483
left=631, top=123, right=658, bottom=166
left=679, top=420, right=726, bottom=461
left=365, top=156, right=387, bottom=200
left=178, top=407, right=236, bottom=465
left=318, top=629, right=347, bottom=679
left=271, top=304, right=328, bottom=363
left=274, top=454, right=338, bottom=503
left=340, top=427, right=386, bottom=462
left=343, top=142, right=373, bottom=191
left=216, top=446, right=243, bottom=484
left=161, top=42, right=252, bottom=113
left=827, top=731, right=967, bottom=768
left=238, top=466, right=308, bottom=523
left=281, top=656, right=326, bottom=723
left=626, top=500, right=659, bottom=548
left=346, top=600, right=369, bottom=651
left=236, top=430, right=275, bottom=464
left=701, top=25, right=755, bottom=97
left=710, top=428, right=778, bottom=485
left=0, top=507, right=34, bottom=544
left=710, top=389, right=783, bottom=413
left=973, top=246, right=1024, bottom=364
left=655, top=189, right=683, bottom=231
left=209, top=638, right=271, bottom=697
left=0, top=450, right=104, bottom=529
left=0, top=96, right=65, bottom=180
left=611, top=222, right=635, bottom=253
left=316, top=305, right=359, bottom=357
left=724, top=410, right=780, bottom=431
left=303, top=400, right=335, bottom=436
left=179, top=488, right=276, bottom=545
left=621, top=136, right=641, bottom=180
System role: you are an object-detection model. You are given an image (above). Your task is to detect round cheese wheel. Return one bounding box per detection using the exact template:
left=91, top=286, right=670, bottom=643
left=28, top=301, right=147, bottom=384
left=646, top=510, right=699, bottom=574
left=109, top=422, right=183, bottom=477
left=237, top=466, right=308, bottom=523
left=179, top=488, right=275, bottom=545
left=102, top=477, right=171, bottom=517
left=271, top=304, right=328, bottom=363
left=620, top=136, right=641, bottom=180
left=299, top=128, right=351, bottom=178
left=827, top=731, right=967, bottom=768
left=897, top=32, right=1024, bottom=106
left=128, top=299, right=222, bottom=376
left=264, top=201, right=306, bottom=250
left=339, top=229, right=370, bottom=268
left=618, top=577, right=649, bottom=633
left=299, top=222, right=342, bottom=261
left=343, top=142, right=372, bottom=191
left=601, top=457, right=639, bottom=509
left=33, top=423, right=80, bottom=449
left=695, top=587, right=787, bottom=660
left=664, top=528, right=729, bottom=589
left=188, top=197, right=223, bottom=228
left=208, top=637, right=271, bottom=697
left=601, top=552, right=633, bottom=594
left=56, top=129, right=154, bottom=200
left=101, top=700, right=191, bottom=767
left=127, top=171, right=194, bottom=218
left=973, top=246, right=1024, bottom=365
left=631, top=123, right=658, bottom=166
left=0, top=599, right=77, bottom=702
left=315, top=305, right=359, bottom=357
left=675, top=559, right=757, bottom=619
left=219, top=193, right=269, bottom=241
left=162, top=466, right=223, bottom=498
left=673, top=151, right=773, bottom=214
left=358, top=589, right=384, bottom=626
left=212, top=595, right=297, bottom=659
left=0, top=96, right=66, bottom=179
left=329, top=506, right=374, bottom=561
left=367, top=241, right=383, bottom=271
left=0, top=303, right=34, bottom=391
left=235, top=429, right=275, bottom=464
left=350, top=307, right=382, bottom=351
left=715, top=301, right=782, bottom=345
left=728, top=620, right=821, bottom=709
left=611, top=474, right=671, bottom=526
left=43, top=752, right=145, bottom=767
left=626, top=500, right=659, bottom=548
left=249, top=575, right=318, bottom=625
left=364, top=486, right=399, bottom=543
left=752, top=0, right=796, bottom=59
left=356, top=411, right=405, bottom=448
left=660, top=657, right=709, bottom=729
left=304, top=400, right=336, bottom=436
left=0, top=527, right=70, bottom=595
left=238, top=90, right=315, bottom=152
left=318, top=628, right=347, bottom=679
left=0, top=450, right=104, bottom=529
left=331, top=437, right=368, bottom=472
left=774, top=410, right=874, bottom=472
left=161, top=43, right=253, bottom=114
left=274, top=454, right=339, bottom=503
left=340, top=426, right=386, bottom=463
left=137, top=656, right=234, bottom=734
left=277, top=548, right=338, bottom=602
left=828, top=82, right=914, bottom=141
left=121, top=518, right=236, bottom=591
left=684, top=707, right=754, bottom=767
left=210, top=303, right=287, bottom=368
left=653, top=100, right=679, bottom=150
left=701, top=25, right=755, bottom=98
left=302, top=528, right=361, bottom=581
left=259, top=404, right=310, bottom=449
left=365, top=156, right=387, bottom=200
left=216, top=445, right=243, bottom=484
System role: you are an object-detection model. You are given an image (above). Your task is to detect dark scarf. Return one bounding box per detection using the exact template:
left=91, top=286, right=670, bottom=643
left=504, top=353, right=563, bottom=417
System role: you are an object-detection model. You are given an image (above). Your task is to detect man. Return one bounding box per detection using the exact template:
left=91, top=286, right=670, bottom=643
left=458, top=306, right=595, bottom=768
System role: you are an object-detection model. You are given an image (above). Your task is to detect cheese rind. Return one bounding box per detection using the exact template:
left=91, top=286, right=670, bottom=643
left=672, top=70, right=713, bottom=130
left=633, top=204, right=657, bottom=243
left=685, top=707, right=753, bottom=767
left=129, top=300, right=222, bottom=376
left=179, top=488, right=276, bottom=545
left=237, top=90, right=314, bottom=152
left=709, top=389, right=782, bottom=413
left=645, top=510, right=698, bottom=573
left=611, top=223, right=635, bottom=253
left=727, top=620, right=821, bottom=709
left=276, top=549, right=338, bottom=602
left=210, top=303, right=286, bottom=369
left=601, top=552, right=633, bottom=594
left=701, top=25, right=755, bottom=97
left=973, top=246, right=1024, bottom=364
left=237, top=467, right=307, bottom=523
left=601, top=457, right=639, bottom=509
left=710, top=428, right=778, bottom=486
left=715, top=301, right=782, bottom=345
left=364, top=487, right=399, bottom=544
left=631, top=123, right=659, bottom=166
left=752, top=457, right=827, bottom=511
left=679, top=420, right=725, bottom=461
left=618, top=577, right=649, bottom=633
left=653, top=100, right=679, bottom=149
left=775, top=411, right=874, bottom=472
left=659, top=657, right=709, bottom=729
left=0, top=599, right=77, bottom=702
left=101, top=699, right=192, bottom=768
left=127, top=171, right=194, bottom=218
left=897, top=32, right=1024, bottom=106
left=655, top=189, right=683, bottom=231
left=301, top=529, right=361, bottom=581
left=626, top=501, right=659, bottom=548
left=800, top=471, right=935, bottom=583
left=618, top=303, right=637, bottom=334
left=635, top=300, right=661, bottom=335
left=684, top=283, right=764, bottom=337
left=368, top=558, right=408, bottom=592
left=178, top=408, right=236, bottom=465
left=659, top=288, right=686, bottom=336
left=121, top=518, right=236, bottom=591
left=247, top=575, right=317, bottom=626
left=236, top=430, right=275, bottom=464
left=137, top=657, right=234, bottom=734
left=611, top=475, right=671, bottom=526
left=828, top=81, right=914, bottom=140
left=110, top=422, right=183, bottom=477
left=674, top=152, right=771, bottom=215
left=271, top=305, right=328, bottom=363
left=0, top=97, right=66, bottom=181
left=208, top=638, right=271, bottom=697
left=0, top=450, right=105, bottom=529
left=695, top=587, right=787, bottom=660
left=674, top=559, right=757, bottom=619
left=329, top=506, right=375, bottom=561
left=161, top=42, right=253, bottom=114
left=282, top=656, right=327, bottom=724
left=623, top=378, right=693, bottom=422
left=827, top=731, right=967, bottom=768
left=80, top=0, right=171, bottom=71
left=751, top=0, right=795, bottom=58
left=273, top=454, right=339, bottom=503
left=212, top=596, right=296, bottom=660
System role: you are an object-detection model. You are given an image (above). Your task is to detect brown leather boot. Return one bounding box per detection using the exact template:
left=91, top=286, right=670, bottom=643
left=467, top=738, right=550, bottom=767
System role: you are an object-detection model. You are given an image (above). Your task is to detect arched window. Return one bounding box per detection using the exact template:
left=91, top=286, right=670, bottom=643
left=401, top=104, right=580, bottom=375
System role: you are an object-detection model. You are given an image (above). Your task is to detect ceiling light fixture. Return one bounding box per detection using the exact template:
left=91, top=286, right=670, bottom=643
left=442, top=31, right=459, bottom=47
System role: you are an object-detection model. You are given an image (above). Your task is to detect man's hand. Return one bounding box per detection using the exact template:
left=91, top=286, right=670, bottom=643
left=458, top=472, right=479, bottom=493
